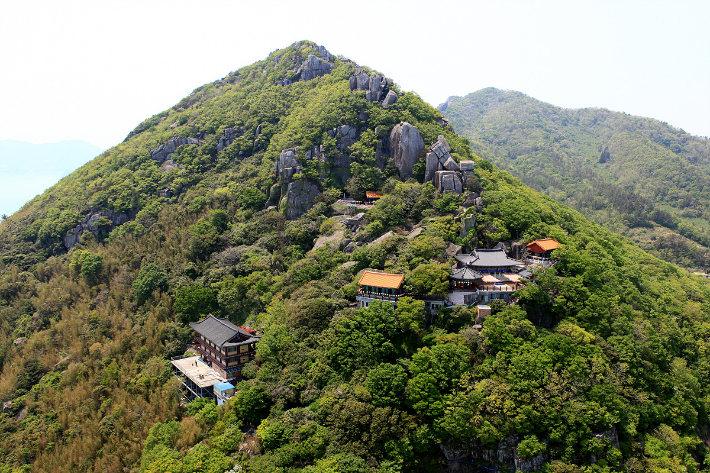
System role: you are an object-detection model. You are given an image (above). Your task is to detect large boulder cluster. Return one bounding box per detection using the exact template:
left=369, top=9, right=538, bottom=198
left=425, top=135, right=475, bottom=194
left=63, top=209, right=140, bottom=249
left=217, top=127, right=244, bottom=152
left=349, top=67, right=399, bottom=108
left=389, top=122, right=425, bottom=180
left=275, top=45, right=335, bottom=86
left=150, top=135, right=199, bottom=162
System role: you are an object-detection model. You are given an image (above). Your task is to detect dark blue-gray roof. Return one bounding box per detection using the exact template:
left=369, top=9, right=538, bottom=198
left=189, top=315, right=259, bottom=347
left=450, top=267, right=484, bottom=281
left=455, top=249, right=523, bottom=268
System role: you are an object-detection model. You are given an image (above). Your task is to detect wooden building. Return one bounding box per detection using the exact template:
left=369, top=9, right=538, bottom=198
left=526, top=238, right=560, bottom=259
left=364, top=191, right=383, bottom=204
left=189, top=315, right=260, bottom=384
left=450, top=248, right=525, bottom=303
left=454, top=249, right=524, bottom=273
left=356, top=271, right=404, bottom=308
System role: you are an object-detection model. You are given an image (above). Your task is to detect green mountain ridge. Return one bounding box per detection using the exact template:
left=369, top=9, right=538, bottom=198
left=439, top=87, right=710, bottom=270
left=0, top=43, right=709, bottom=473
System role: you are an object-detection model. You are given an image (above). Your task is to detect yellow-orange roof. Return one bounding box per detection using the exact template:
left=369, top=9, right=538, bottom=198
left=365, top=191, right=383, bottom=199
left=482, top=274, right=500, bottom=283
left=358, top=271, right=404, bottom=289
left=527, top=238, right=560, bottom=251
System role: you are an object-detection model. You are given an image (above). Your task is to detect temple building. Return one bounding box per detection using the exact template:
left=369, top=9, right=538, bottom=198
left=450, top=248, right=525, bottom=303
left=526, top=238, right=560, bottom=259
left=454, top=248, right=524, bottom=273
left=189, top=315, right=260, bottom=384
left=356, top=271, right=404, bottom=308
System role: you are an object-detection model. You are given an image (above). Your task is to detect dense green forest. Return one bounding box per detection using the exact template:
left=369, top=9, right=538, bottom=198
left=1, top=42, right=710, bottom=473
left=440, top=88, right=710, bottom=271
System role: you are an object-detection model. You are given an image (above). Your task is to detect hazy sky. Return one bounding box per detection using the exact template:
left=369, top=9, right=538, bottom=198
left=1, top=0, right=709, bottom=149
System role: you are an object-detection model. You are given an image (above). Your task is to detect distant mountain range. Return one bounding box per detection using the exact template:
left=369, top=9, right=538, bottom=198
left=440, top=88, right=710, bottom=270
left=0, top=139, right=104, bottom=217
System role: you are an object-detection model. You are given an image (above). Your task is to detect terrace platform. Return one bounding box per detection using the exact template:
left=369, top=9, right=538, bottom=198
left=171, top=355, right=227, bottom=400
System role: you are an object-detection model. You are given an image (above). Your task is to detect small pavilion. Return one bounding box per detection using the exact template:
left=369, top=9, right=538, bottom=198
left=526, top=238, right=560, bottom=259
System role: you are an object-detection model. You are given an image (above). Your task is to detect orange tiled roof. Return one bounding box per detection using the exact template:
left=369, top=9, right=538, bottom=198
left=527, top=238, right=560, bottom=251
left=358, top=271, right=404, bottom=289
left=365, top=191, right=383, bottom=199
left=481, top=274, right=500, bottom=283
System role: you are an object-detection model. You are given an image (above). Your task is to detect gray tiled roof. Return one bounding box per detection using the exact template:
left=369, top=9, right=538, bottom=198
left=450, top=267, right=484, bottom=281
left=455, top=249, right=523, bottom=268
left=189, top=315, right=258, bottom=347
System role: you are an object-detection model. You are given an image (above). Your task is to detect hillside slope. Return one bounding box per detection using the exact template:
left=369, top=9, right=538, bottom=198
left=0, top=43, right=709, bottom=473
left=440, top=88, right=710, bottom=270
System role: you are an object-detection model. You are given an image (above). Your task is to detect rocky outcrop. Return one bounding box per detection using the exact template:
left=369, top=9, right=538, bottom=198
left=329, top=125, right=359, bottom=151
left=283, top=179, right=319, bottom=220
left=389, top=122, right=424, bottom=180
left=349, top=67, right=395, bottom=107
left=63, top=209, right=140, bottom=249
left=150, top=135, right=199, bottom=162
left=299, top=54, right=335, bottom=82
left=425, top=135, right=473, bottom=194
left=275, top=148, right=300, bottom=183
left=464, top=192, right=483, bottom=211
left=460, top=208, right=477, bottom=239
left=276, top=46, right=334, bottom=85
left=274, top=146, right=326, bottom=219
left=440, top=435, right=549, bottom=472
left=435, top=170, right=463, bottom=194
left=460, top=160, right=476, bottom=181
left=382, top=90, right=398, bottom=108
left=159, top=159, right=182, bottom=172
left=217, top=127, right=244, bottom=152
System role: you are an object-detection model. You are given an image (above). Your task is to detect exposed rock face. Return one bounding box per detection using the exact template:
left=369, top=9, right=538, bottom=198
left=159, top=159, right=182, bottom=172
left=460, top=160, right=476, bottom=180
left=425, top=135, right=473, bottom=194
left=440, top=435, right=549, bottom=472
left=349, top=68, right=394, bottom=107
left=276, top=46, right=334, bottom=85
left=345, top=212, right=366, bottom=229
left=382, top=90, right=398, bottom=108
left=275, top=148, right=300, bottom=182
left=460, top=209, right=477, bottom=239
left=217, top=127, right=244, bottom=152
left=283, top=179, right=319, bottom=220
left=274, top=146, right=326, bottom=219
left=150, top=135, right=199, bottom=162
left=367, top=74, right=386, bottom=102
left=330, top=125, right=358, bottom=151
left=589, top=427, right=620, bottom=464
left=389, top=122, right=424, bottom=180
left=63, top=209, right=140, bottom=249
left=435, top=170, right=463, bottom=194
left=299, top=55, right=335, bottom=81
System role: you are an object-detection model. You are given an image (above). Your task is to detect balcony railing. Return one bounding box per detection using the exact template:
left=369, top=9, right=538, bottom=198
left=357, top=290, right=400, bottom=302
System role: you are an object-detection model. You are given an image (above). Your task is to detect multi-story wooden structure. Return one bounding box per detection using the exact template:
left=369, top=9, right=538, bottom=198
left=450, top=248, right=525, bottom=303
left=189, top=315, right=260, bottom=384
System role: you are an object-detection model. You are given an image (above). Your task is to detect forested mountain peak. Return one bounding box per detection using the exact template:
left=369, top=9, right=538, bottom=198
left=441, top=88, right=710, bottom=271
left=1, top=42, right=710, bottom=473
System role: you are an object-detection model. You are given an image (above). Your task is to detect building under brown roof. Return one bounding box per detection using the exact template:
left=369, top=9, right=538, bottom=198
left=527, top=238, right=560, bottom=257
left=358, top=271, right=404, bottom=290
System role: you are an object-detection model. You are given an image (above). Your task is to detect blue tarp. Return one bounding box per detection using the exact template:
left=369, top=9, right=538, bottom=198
left=214, top=382, right=235, bottom=392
